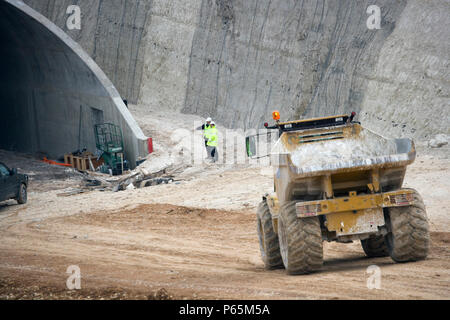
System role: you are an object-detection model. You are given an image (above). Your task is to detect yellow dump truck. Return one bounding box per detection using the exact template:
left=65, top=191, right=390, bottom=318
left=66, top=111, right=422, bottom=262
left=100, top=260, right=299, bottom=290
left=246, top=112, right=429, bottom=275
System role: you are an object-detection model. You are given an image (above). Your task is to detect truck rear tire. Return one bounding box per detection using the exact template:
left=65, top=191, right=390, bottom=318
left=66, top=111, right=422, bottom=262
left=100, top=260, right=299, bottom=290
left=361, top=235, right=389, bottom=257
left=256, top=200, right=283, bottom=269
left=278, top=201, right=323, bottom=275
left=385, top=189, right=430, bottom=262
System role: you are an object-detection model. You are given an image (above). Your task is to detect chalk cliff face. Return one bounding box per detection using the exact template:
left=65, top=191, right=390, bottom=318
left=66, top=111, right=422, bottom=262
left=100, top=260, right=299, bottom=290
left=359, top=0, right=450, bottom=140
left=24, top=0, right=449, bottom=138
left=182, top=0, right=407, bottom=130
left=24, top=0, right=151, bottom=104
left=137, top=0, right=203, bottom=114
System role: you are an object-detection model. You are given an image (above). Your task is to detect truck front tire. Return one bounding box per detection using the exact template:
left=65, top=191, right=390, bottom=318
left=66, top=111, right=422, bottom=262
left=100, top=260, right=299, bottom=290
left=361, top=235, right=389, bottom=257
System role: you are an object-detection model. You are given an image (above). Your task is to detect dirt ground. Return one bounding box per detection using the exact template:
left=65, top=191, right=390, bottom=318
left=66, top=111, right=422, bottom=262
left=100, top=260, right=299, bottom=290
left=0, top=202, right=448, bottom=300
left=0, top=111, right=449, bottom=300
left=0, top=160, right=448, bottom=299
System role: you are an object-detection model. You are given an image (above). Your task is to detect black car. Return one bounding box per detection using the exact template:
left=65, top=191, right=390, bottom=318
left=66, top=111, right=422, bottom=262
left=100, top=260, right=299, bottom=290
left=0, top=162, right=28, bottom=204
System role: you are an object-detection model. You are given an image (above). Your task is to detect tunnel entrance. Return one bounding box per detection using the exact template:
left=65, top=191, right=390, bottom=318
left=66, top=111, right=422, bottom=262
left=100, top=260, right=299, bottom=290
left=0, top=0, right=148, bottom=167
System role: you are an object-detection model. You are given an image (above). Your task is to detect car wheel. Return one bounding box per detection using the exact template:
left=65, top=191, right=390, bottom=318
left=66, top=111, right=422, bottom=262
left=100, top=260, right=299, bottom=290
left=17, top=184, right=27, bottom=204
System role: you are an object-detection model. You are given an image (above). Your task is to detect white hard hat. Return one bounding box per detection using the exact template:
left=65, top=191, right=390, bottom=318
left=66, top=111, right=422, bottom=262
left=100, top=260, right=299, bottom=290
left=206, top=117, right=212, bottom=122
left=211, top=121, right=216, bottom=126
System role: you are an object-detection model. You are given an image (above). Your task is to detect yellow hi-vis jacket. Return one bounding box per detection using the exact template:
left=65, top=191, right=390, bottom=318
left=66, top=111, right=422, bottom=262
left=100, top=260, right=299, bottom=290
left=203, top=124, right=211, bottom=138
left=206, top=127, right=218, bottom=147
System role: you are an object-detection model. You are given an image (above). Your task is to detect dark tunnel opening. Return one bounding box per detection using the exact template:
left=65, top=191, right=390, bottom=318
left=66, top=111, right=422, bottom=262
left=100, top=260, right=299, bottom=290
left=0, top=0, right=147, bottom=166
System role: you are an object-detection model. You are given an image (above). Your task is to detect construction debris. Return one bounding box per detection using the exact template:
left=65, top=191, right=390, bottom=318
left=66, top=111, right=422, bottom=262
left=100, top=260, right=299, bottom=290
left=428, top=134, right=449, bottom=148
left=64, top=151, right=104, bottom=172
left=57, top=188, right=88, bottom=197
left=112, top=165, right=177, bottom=192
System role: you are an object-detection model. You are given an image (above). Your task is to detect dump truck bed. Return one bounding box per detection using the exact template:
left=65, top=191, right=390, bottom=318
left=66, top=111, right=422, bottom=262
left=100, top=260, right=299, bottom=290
left=271, top=123, right=416, bottom=202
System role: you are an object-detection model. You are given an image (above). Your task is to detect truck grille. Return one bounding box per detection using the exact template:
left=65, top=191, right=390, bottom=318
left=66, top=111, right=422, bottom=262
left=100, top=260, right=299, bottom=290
left=298, top=131, right=344, bottom=144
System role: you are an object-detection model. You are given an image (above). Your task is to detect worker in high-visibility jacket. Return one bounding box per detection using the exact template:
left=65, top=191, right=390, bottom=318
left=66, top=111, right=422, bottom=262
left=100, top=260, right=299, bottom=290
left=203, top=117, right=212, bottom=147
left=197, top=117, right=212, bottom=147
left=205, top=121, right=218, bottom=162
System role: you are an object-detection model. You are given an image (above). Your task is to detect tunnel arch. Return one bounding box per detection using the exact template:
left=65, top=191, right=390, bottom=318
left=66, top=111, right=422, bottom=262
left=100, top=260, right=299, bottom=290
left=0, top=0, right=148, bottom=167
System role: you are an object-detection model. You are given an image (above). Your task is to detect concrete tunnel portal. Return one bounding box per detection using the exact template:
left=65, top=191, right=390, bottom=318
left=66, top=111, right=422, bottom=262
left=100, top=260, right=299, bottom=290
left=0, top=0, right=148, bottom=168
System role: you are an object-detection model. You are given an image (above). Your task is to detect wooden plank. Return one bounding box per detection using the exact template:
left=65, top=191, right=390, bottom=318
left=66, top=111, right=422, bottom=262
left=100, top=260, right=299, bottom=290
left=88, top=157, right=95, bottom=171
left=64, top=153, right=102, bottom=171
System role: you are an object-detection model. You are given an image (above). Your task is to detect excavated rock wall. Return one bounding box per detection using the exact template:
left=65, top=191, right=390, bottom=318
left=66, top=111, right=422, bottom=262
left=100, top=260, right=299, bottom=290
left=182, top=0, right=407, bottom=130
left=24, top=0, right=449, bottom=139
left=359, top=0, right=450, bottom=140
left=24, top=0, right=152, bottom=104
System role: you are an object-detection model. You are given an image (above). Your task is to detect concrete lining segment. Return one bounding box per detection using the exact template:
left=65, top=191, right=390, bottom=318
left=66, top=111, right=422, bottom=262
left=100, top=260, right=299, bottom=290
left=0, top=0, right=148, bottom=168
